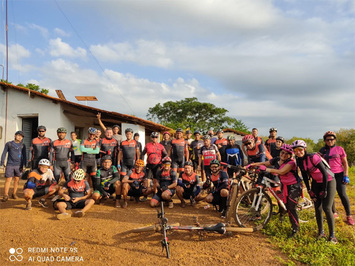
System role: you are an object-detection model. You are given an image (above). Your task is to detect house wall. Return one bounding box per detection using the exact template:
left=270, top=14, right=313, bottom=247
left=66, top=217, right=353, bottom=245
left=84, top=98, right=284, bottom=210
left=0, top=88, right=74, bottom=153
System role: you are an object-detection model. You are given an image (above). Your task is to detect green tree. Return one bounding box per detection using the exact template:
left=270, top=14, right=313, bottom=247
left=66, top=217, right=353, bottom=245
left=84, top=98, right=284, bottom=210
left=21, top=83, right=49, bottom=95
left=147, top=97, right=249, bottom=133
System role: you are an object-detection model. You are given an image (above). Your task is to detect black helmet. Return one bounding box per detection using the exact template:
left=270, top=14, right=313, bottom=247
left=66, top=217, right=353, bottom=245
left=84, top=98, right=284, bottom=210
left=276, top=136, right=285, bottom=143
left=125, top=128, right=133, bottom=133
left=151, top=132, right=159, bottom=138
left=176, top=128, right=183, bottom=133
left=15, top=131, right=25, bottom=137
left=209, top=159, right=220, bottom=166
left=37, top=125, right=46, bottom=131
left=184, top=161, right=193, bottom=167
left=269, top=127, right=277, bottom=132
left=194, top=130, right=201, bottom=135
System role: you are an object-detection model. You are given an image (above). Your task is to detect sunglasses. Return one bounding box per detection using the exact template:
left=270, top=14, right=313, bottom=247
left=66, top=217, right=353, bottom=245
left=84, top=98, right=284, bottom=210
left=38, top=131, right=45, bottom=133
left=73, top=179, right=81, bottom=183
left=325, top=138, right=335, bottom=141
left=293, top=147, right=304, bottom=152
left=210, top=166, right=219, bottom=168
left=245, top=142, right=252, bottom=146
left=152, top=136, right=158, bottom=138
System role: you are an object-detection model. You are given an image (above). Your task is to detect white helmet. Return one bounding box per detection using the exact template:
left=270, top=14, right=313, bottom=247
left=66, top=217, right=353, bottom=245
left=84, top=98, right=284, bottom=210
left=73, top=169, right=86, bottom=181
left=38, top=159, right=51, bottom=167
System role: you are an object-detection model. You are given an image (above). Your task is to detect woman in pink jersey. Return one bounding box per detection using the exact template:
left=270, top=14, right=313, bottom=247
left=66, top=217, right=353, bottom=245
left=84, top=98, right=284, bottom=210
left=249, top=144, right=302, bottom=238
left=319, top=131, right=353, bottom=225
left=292, top=140, right=337, bottom=244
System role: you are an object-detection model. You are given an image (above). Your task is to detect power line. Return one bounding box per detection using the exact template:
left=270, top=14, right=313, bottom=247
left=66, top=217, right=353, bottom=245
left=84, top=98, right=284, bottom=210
left=53, top=0, right=135, bottom=114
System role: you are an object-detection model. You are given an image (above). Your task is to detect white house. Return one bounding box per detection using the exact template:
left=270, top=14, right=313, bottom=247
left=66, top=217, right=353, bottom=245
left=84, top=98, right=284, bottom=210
left=0, top=82, right=171, bottom=160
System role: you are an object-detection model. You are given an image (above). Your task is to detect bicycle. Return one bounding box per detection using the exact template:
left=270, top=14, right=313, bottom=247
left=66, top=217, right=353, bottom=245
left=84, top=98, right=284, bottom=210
left=234, top=169, right=313, bottom=229
left=130, top=201, right=256, bottom=258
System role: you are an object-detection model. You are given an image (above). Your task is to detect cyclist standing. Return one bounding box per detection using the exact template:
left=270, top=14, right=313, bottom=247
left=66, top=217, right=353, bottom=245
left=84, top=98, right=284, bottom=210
left=243, top=134, right=271, bottom=163
left=50, top=127, right=75, bottom=183
left=225, top=135, right=244, bottom=178
left=99, top=127, right=119, bottom=167
left=319, top=131, right=354, bottom=225
left=265, top=128, right=277, bottom=155
left=160, top=131, right=172, bottom=154
left=29, top=125, right=51, bottom=170
left=169, top=128, right=189, bottom=173
left=190, top=130, right=204, bottom=171
left=119, top=128, right=140, bottom=177
left=198, top=135, right=221, bottom=181
left=80, top=127, right=100, bottom=185
left=215, top=129, right=228, bottom=163
left=134, top=133, right=143, bottom=159
left=0, top=131, right=27, bottom=201
left=70, top=132, right=82, bottom=169
left=293, top=140, right=337, bottom=243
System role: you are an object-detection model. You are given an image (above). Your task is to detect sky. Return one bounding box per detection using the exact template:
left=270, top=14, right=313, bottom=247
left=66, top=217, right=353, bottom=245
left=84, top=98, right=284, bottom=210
left=0, top=0, right=354, bottom=141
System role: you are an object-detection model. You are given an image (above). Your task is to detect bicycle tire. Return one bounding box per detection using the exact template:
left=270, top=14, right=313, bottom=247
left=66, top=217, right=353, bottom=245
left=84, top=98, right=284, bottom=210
left=225, top=182, right=239, bottom=222
left=234, top=188, right=272, bottom=229
left=131, top=223, right=180, bottom=233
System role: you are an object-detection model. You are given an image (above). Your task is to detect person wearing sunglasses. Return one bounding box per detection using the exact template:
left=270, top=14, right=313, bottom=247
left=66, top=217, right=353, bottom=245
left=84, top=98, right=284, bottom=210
left=54, top=169, right=95, bottom=220
left=242, top=134, right=272, bottom=164
left=29, top=125, right=51, bottom=170
left=292, top=140, right=337, bottom=244
left=248, top=144, right=302, bottom=237
left=319, top=131, right=353, bottom=225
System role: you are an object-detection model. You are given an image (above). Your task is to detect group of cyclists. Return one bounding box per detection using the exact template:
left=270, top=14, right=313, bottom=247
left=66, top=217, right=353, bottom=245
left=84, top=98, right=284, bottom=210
left=0, top=121, right=353, bottom=243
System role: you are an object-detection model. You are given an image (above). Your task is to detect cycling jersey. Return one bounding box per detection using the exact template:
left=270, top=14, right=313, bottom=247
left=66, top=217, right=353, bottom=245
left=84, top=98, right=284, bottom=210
left=0, top=141, right=27, bottom=167
left=215, top=138, right=228, bottom=163
left=50, top=139, right=74, bottom=162
left=160, top=140, right=172, bottom=155
left=200, top=144, right=219, bottom=166
left=120, top=139, right=138, bottom=166
left=271, top=148, right=281, bottom=158
left=190, top=140, right=203, bottom=161
left=246, top=143, right=272, bottom=163
left=210, top=171, right=229, bottom=192
left=302, top=154, right=333, bottom=183
left=178, top=171, right=200, bottom=187
left=265, top=138, right=276, bottom=154
left=156, top=169, right=177, bottom=188
left=171, top=138, right=187, bottom=161
left=24, top=169, right=56, bottom=188
left=142, top=142, right=167, bottom=165
left=319, top=145, right=346, bottom=174
left=94, top=166, right=120, bottom=195
left=63, top=179, right=90, bottom=198
left=81, top=138, right=100, bottom=159
left=29, top=137, right=51, bottom=162
left=270, top=158, right=299, bottom=186
left=226, top=144, right=244, bottom=166
left=100, top=137, right=119, bottom=164
left=72, top=139, right=82, bottom=156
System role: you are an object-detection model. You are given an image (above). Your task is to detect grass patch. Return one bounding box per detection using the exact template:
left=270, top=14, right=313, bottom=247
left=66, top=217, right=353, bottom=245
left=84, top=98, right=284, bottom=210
left=263, top=167, right=355, bottom=265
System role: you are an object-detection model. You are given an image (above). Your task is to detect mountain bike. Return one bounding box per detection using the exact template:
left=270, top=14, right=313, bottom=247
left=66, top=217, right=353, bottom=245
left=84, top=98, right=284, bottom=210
left=234, top=169, right=313, bottom=229
left=130, top=201, right=256, bottom=258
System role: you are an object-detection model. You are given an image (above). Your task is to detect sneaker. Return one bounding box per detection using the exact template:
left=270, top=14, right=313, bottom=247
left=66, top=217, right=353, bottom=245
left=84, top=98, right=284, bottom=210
left=11, top=194, right=18, bottom=199
left=181, top=200, right=186, bottom=208
left=140, top=196, right=148, bottom=202
left=346, top=216, right=354, bottom=226
left=73, top=211, right=85, bottom=218
left=122, top=201, right=128, bottom=209
left=190, top=198, right=196, bottom=206
left=25, top=202, right=32, bottom=210
left=115, top=199, right=121, bottom=208
left=38, top=198, right=49, bottom=208
left=333, top=212, right=339, bottom=219
left=168, top=201, right=174, bottom=209
left=221, top=209, right=227, bottom=219
left=57, top=213, right=71, bottom=220
left=2, top=195, right=9, bottom=202
left=317, top=232, right=326, bottom=239
left=51, top=195, right=60, bottom=202
left=328, top=237, right=338, bottom=244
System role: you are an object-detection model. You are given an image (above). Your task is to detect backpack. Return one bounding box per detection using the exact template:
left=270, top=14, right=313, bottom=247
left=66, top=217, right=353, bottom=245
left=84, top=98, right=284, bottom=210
left=308, top=152, right=334, bottom=178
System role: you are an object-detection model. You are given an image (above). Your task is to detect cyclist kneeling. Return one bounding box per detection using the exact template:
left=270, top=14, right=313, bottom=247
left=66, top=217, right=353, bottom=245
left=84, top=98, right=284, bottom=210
left=205, top=160, right=229, bottom=218
left=176, top=161, right=203, bottom=208
left=150, top=157, right=177, bottom=208
left=121, top=160, right=152, bottom=208
left=54, top=169, right=95, bottom=220
left=23, top=159, right=59, bottom=210
left=92, top=156, right=122, bottom=207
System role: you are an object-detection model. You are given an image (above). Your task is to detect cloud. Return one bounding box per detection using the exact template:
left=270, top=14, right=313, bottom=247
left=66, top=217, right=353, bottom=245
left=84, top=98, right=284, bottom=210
left=49, top=38, right=87, bottom=58
left=28, top=23, right=49, bottom=38
left=54, top=28, right=71, bottom=37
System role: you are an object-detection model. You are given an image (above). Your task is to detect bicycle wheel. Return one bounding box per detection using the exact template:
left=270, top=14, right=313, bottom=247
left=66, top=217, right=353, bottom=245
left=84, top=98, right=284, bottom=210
left=234, top=188, right=272, bottom=229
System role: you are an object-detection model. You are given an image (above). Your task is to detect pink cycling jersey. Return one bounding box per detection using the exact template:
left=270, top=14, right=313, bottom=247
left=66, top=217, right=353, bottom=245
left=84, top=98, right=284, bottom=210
left=323, top=146, right=346, bottom=174
left=279, top=159, right=298, bottom=186
left=303, top=154, right=332, bottom=183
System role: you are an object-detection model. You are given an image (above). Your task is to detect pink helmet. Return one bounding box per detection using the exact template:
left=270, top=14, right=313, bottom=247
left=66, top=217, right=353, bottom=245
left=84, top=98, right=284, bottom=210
left=242, top=134, right=254, bottom=143
left=291, top=140, right=307, bottom=149
left=323, top=131, right=336, bottom=140
left=280, top=144, right=293, bottom=154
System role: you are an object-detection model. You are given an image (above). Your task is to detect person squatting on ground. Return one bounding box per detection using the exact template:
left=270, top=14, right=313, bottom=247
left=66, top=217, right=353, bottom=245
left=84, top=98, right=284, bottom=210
left=121, top=159, right=153, bottom=208
left=23, top=159, right=59, bottom=210
left=204, top=159, right=229, bottom=218
left=293, top=140, right=337, bottom=244
left=92, top=156, right=122, bottom=208
left=176, top=161, right=203, bottom=208
left=50, top=127, right=75, bottom=183
left=54, top=168, right=95, bottom=220
left=248, top=144, right=302, bottom=238
left=1, top=131, right=27, bottom=202
left=150, top=157, right=177, bottom=209
left=29, top=125, right=51, bottom=170
left=319, top=131, right=354, bottom=225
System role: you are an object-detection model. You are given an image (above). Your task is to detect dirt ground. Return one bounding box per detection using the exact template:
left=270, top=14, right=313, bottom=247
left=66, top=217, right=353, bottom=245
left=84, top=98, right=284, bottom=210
left=0, top=176, right=290, bottom=266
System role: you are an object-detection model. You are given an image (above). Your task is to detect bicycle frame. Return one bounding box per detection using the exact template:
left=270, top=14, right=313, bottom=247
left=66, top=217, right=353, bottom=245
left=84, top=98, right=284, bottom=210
left=254, top=176, right=286, bottom=212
